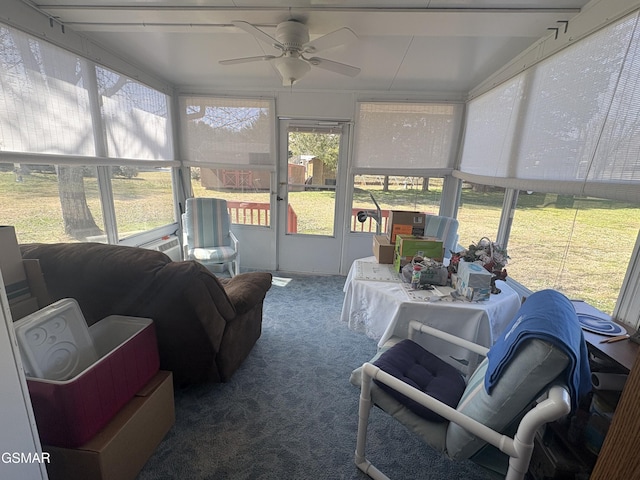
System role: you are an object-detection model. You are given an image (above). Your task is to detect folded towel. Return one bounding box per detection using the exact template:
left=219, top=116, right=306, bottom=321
left=485, top=289, right=591, bottom=412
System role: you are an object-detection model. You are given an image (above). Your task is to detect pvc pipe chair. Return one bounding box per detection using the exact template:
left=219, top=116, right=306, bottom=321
left=351, top=300, right=587, bottom=480
left=182, top=197, right=239, bottom=276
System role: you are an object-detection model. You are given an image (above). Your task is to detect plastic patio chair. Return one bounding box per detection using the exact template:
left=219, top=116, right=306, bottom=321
left=182, top=197, right=239, bottom=276
left=350, top=289, right=591, bottom=480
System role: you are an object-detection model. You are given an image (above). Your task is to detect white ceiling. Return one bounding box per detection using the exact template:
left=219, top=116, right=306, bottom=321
left=31, top=0, right=591, bottom=95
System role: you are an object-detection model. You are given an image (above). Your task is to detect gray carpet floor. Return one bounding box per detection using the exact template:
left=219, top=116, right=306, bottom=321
left=137, top=273, right=502, bottom=479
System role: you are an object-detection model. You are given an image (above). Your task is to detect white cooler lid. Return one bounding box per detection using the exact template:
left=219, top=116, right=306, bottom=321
left=13, top=298, right=98, bottom=380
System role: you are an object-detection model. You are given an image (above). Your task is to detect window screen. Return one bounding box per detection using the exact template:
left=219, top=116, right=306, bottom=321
left=0, top=24, right=95, bottom=156
left=179, top=96, right=274, bottom=169
left=458, top=11, right=640, bottom=203
left=97, top=66, right=173, bottom=162
left=353, top=102, right=463, bottom=174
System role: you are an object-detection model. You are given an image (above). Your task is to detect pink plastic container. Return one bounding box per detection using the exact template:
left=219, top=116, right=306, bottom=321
left=24, top=314, right=160, bottom=448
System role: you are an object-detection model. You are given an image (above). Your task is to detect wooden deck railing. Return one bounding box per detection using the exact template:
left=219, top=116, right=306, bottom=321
left=351, top=208, right=390, bottom=233
left=225, top=202, right=386, bottom=234
left=226, top=201, right=298, bottom=233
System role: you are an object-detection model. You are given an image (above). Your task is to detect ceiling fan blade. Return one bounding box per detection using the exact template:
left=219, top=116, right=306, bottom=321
left=303, top=27, right=358, bottom=53
left=219, top=55, right=276, bottom=65
left=232, top=21, right=282, bottom=50
left=307, top=57, right=361, bottom=77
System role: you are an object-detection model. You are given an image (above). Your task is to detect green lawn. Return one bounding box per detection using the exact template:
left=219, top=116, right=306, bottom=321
left=0, top=169, right=175, bottom=243
left=2, top=170, right=638, bottom=314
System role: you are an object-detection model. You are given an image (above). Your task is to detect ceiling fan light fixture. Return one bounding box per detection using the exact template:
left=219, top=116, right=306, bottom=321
left=274, top=56, right=311, bottom=86
left=221, top=20, right=360, bottom=85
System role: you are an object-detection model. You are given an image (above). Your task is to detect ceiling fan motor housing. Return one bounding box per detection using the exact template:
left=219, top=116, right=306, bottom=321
left=275, top=20, right=310, bottom=51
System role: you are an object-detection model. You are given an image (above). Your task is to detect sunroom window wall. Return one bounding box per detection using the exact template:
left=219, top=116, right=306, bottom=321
left=457, top=10, right=640, bottom=324
left=0, top=22, right=178, bottom=244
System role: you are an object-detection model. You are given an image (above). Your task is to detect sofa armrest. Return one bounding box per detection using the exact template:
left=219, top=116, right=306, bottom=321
left=221, top=272, right=272, bottom=315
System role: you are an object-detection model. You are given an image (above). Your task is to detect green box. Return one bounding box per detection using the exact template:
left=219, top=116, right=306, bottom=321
left=393, top=235, right=444, bottom=272
left=395, top=235, right=444, bottom=259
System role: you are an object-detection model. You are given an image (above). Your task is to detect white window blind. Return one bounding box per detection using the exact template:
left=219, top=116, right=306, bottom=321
left=0, top=23, right=95, bottom=157
left=588, top=17, right=640, bottom=200
left=353, top=102, right=463, bottom=175
left=457, top=12, right=640, bottom=203
left=179, top=96, right=274, bottom=169
left=457, top=75, right=525, bottom=179
left=97, top=66, right=173, bottom=162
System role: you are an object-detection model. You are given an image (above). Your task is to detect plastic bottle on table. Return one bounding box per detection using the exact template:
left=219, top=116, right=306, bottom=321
left=411, top=264, right=422, bottom=290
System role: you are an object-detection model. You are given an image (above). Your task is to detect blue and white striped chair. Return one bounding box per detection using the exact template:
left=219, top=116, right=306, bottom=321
left=183, top=198, right=239, bottom=276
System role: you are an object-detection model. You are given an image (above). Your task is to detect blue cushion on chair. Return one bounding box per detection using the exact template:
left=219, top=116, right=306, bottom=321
left=373, top=339, right=466, bottom=423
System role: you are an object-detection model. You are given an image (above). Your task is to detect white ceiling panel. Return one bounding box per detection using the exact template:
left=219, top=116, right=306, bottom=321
left=23, top=0, right=591, bottom=94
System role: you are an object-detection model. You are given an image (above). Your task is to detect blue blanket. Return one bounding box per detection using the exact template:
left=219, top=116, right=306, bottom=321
left=485, top=289, right=591, bottom=412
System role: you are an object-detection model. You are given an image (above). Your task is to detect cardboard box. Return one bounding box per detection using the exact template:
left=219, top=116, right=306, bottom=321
left=457, top=260, right=492, bottom=288
left=0, top=226, right=51, bottom=320
left=0, top=226, right=30, bottom=303
left=373, top=235, right=394, bottom=264
left=9, top=295, right=41, bottom=322
left=387, top=211, right=427, bottom=243
left=393, top=234, right=444, bottom=271
left=10, top=258, right=52, bottom=320
left=395, top=235, right=444, bottom=259
left=455, top=260, right=492, bottom=301
left=44, top=371, right=175, bottom=480
left=456, top=283, right=491, bottom=302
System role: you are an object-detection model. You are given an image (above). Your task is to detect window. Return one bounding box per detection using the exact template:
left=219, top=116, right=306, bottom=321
left=112, top=167, right=176, bottom=241
left=354, top=102, right=463, bottom=172
left=180, top=96, right=275, bottom=227
left=96, top=66, right=173, bottom=161
left=0, top=22, right=178, bottom=244
left=455, top=11, right=640, bottom=322
left=508, top=193, right=640, bottom=314
left=0, top=164, right=104, bottom=243
left=351, top=102, right=464, bottom=233
left=351, top=176, right=444, bottom=234
left=190, top=167, right=272, bottom=228
left=456, top=184, right=505, bottom=249
left=0, top=24, right=95, bottom=156
left=457, top=11, right=640, bottom=202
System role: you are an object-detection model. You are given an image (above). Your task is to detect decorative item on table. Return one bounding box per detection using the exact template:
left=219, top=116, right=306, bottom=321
left=578, top=313, right=627, bottom=337
left=410, top=263, right=422, bottom=290
left=448, top=237, right=509, bottom=294
left=401, top=256, right=448, bottom=288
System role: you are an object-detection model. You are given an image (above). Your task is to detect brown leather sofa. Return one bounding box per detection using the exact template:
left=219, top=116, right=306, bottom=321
left=20, top=242, right=272, bottom=386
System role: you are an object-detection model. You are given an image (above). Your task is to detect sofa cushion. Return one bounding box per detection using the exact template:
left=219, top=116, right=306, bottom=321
left=20, top=242, right=170, bottom=325
left=373, top=339, right=466, bottom=422
left=220, top=272, right=273, bottom=315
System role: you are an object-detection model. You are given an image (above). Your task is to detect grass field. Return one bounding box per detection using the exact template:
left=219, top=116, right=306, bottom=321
left=2, top=170, right=638, bottom=314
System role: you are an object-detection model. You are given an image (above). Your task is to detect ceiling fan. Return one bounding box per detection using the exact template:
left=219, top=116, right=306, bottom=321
left=220, top=20, right=361, bottom=86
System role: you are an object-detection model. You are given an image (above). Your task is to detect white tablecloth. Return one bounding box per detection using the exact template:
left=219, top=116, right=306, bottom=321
left=341, top=257, right=522, bottom=372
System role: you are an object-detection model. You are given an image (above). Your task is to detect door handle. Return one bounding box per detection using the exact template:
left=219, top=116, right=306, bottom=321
left=277, top=196, right=284, bottom=201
